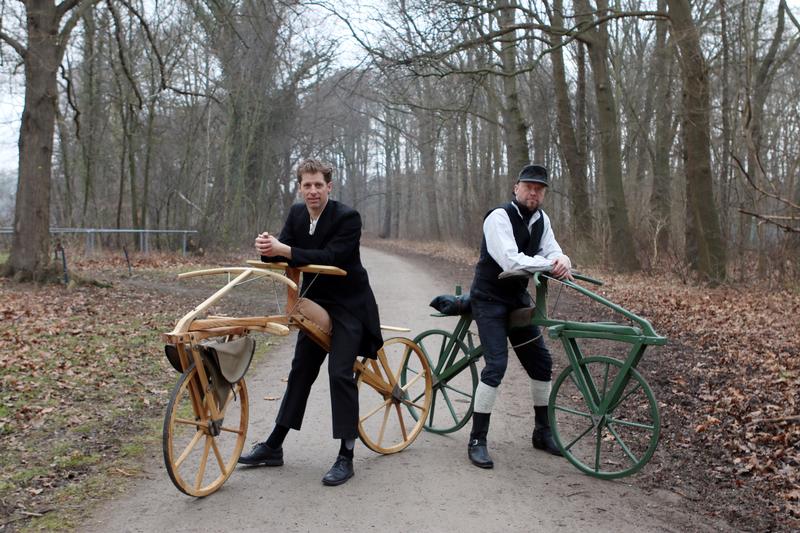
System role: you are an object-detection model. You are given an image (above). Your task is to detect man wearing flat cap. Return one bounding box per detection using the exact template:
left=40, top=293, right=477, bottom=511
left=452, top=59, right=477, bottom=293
left=466, top=163, right=572, bottom=469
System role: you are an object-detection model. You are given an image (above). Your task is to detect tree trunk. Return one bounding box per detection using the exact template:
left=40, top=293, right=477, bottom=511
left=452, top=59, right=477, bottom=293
left=497, top=0, right=530, bottom=178
left=4, top=3, right=61, bottom=280
left=667, top=0, right=727, bottom=282
left=574, top=0, right=640, bottom=271
left=649, top=0, right=673, bottom=257
left=549, top=0, right=593, bottom=246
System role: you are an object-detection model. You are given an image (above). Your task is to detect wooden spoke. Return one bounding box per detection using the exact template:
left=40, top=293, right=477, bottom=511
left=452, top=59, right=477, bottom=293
left=360, top=398, right=392, bottom=423
left=393, top=347, right=412, bottom=384
left=218, top=425, right=244, bottom=435
left=376, top=349, right=398, bottom=389
left=394, top=403, right=408, bottom=441
left=195, top=436, right=212, bottom=490
left=355, top=363, right=392, bottom=395
left=175, top=418, right=204, bottom=428
left=400, top=371, right=424, bottom=392
left=399, top=398, right=427, bottom=411
left=377, top=404, right=392, bottom=446
left=175, top=430, right=204, bottom=468
left=210, top=436, right=227, bottom=476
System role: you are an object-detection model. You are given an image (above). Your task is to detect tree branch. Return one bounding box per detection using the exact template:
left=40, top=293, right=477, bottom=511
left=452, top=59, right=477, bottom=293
left=58, top=0, right=103, bottom=61
left=107, top=0, right=144, bottom=109
left=117, top=0, right=221, bottom=104
left=0, top=28, right=26, bottom=58
left=738, top=210, right=799, bottom=233
left=731, top=152, right=800, bottom=210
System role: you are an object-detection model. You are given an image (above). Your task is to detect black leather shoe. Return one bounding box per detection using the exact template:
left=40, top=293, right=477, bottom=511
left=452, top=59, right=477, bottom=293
left=238, top=442, right=284, bottom=466
left=468, top=438, right=494, bottom=469
left=532, top=427, right=563, bottom=456
left=322, top=455, right=354, bottom=486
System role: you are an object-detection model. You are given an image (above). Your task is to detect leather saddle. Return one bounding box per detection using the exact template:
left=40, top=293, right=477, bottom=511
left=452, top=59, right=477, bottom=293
left=164, top=336, right=256, bottom=408
left=289, top=297, right=333, bottom=352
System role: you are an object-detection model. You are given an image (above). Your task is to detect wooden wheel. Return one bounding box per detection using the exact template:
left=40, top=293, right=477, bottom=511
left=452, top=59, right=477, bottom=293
left=355, top=337, right=432, bottom=454
left=163, top=363, right=249, bottom=497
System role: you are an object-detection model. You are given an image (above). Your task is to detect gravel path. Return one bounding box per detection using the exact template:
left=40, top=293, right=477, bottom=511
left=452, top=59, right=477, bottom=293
left=82, top=246, right=727, bottom=532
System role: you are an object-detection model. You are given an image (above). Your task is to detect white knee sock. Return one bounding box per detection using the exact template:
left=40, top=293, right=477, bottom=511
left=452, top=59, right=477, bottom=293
left=474, top=381, right=499, bottom=414
left=530, top=379, right=551, bottom=407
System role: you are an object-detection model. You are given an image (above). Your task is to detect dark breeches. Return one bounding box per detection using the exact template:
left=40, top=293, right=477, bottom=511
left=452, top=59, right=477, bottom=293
left=471, top=298, right=552, bottom=387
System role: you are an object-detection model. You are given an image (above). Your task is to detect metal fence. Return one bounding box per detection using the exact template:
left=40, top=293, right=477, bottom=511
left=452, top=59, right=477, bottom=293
left=0, top=228, right=198, bottom=256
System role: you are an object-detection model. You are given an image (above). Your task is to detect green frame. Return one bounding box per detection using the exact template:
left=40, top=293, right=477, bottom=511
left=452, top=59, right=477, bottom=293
left=409, top=271, right=667, bottom=479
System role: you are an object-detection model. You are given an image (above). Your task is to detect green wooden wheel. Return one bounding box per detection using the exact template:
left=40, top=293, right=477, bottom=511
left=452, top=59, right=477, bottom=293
left=408, top=330, right=478, bottom=434
left=549, top=355, right=660, bottom=479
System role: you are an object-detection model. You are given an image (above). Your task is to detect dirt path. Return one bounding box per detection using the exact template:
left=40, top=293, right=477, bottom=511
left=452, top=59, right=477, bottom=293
left=83, top=247, right=728, bottom=532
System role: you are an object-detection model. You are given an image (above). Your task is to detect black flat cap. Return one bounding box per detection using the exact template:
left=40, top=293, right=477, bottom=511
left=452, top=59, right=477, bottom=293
left=517, top=164, right=549, bottom=186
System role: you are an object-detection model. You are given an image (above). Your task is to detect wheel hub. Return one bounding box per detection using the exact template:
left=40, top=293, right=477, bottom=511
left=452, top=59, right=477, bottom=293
left=391, top=383, right=405, bottom=403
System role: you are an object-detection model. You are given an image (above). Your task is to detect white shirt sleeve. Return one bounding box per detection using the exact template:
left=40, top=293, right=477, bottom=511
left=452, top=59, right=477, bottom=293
left=483, top=208, right=570, bottom=273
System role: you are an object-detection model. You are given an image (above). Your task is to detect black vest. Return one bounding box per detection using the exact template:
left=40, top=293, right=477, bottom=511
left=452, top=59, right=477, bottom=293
left=471, top=202, right=545, bottom=306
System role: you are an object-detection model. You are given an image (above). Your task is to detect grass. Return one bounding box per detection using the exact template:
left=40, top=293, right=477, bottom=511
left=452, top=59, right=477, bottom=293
left=0, top=253, right=286, bottom=531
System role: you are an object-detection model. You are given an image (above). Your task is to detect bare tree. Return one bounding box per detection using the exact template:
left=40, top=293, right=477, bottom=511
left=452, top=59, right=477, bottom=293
left=667, top=0, right=727, bottom=282
left=1, top=0, right=100, bottom=280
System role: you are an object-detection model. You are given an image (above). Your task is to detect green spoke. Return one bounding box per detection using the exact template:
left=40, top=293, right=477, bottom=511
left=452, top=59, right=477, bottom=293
left=609, top=381, right=642, bottom=412
left=439, top=386, right=461, bottom=424
left=594, top=423, right=603, bottom=472
left=441, top=381, right=473, bottom=399
left=554, top=404, right=593, bottom=419
left=428, top=390, right=438, bottom=426
left=606, top=423, right=640, bottom=464
left=436, top=336, right=447, bottom=373
left=608, top=417, right=655, bottom=431
left=564, top=423, right=595, bottom=451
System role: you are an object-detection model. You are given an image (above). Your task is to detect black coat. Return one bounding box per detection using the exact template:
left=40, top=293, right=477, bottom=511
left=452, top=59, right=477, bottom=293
left=262, top=200, right=383, bottom=358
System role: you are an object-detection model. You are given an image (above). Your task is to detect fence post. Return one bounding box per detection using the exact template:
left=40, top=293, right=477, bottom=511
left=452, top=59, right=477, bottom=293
left=182, top=232, right=188, bottom=256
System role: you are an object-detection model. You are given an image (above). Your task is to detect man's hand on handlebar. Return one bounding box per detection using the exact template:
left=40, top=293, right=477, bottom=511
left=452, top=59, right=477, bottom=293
left=550, top=256, right=574, bottom=281
left=255, top=232, right=291, bottom=258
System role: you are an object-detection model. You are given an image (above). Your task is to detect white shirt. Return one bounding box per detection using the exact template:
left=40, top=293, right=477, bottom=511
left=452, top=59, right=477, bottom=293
left=308, top=202, right=328, bottom=235
left=483, top=204, right=569, bottom=273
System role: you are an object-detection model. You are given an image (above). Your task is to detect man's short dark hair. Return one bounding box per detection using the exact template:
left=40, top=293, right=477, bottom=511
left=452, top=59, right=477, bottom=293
left=296, top=158, right=333, bottom=183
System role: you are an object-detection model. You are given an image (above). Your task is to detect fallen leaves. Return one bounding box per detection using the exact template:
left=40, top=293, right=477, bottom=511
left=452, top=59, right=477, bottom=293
left=595, top=270, right=800, bottom=530
left=0, top=251, right=271, bottom=529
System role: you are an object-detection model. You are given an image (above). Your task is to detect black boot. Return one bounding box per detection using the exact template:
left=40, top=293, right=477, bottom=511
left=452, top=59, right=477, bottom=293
left=467, top=412, right=494, bottom=468
left=532, top=406, right=562, bottom=456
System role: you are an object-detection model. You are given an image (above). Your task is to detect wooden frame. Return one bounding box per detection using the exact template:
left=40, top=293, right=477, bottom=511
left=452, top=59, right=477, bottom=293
left=161, top=261, right=431, bottom=497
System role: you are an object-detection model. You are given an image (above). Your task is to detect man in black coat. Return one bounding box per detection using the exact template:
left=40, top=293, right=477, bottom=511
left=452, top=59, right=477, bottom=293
left=238, top=158, right=383, bottom=486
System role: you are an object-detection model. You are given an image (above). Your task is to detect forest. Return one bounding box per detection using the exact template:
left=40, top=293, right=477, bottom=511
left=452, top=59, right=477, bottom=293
left=1, top=0, right=798, bottom=282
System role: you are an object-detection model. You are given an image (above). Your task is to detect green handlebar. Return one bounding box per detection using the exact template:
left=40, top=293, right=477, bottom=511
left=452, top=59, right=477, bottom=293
left=572, top=272, right=603, bottom=286
left=531, top=271, right=663, bottom=341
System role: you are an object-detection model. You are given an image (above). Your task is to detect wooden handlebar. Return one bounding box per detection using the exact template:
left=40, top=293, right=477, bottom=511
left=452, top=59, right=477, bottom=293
left=245, top=260, right=347, bottom=276
left=178, top=267, right=298, bottom=291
